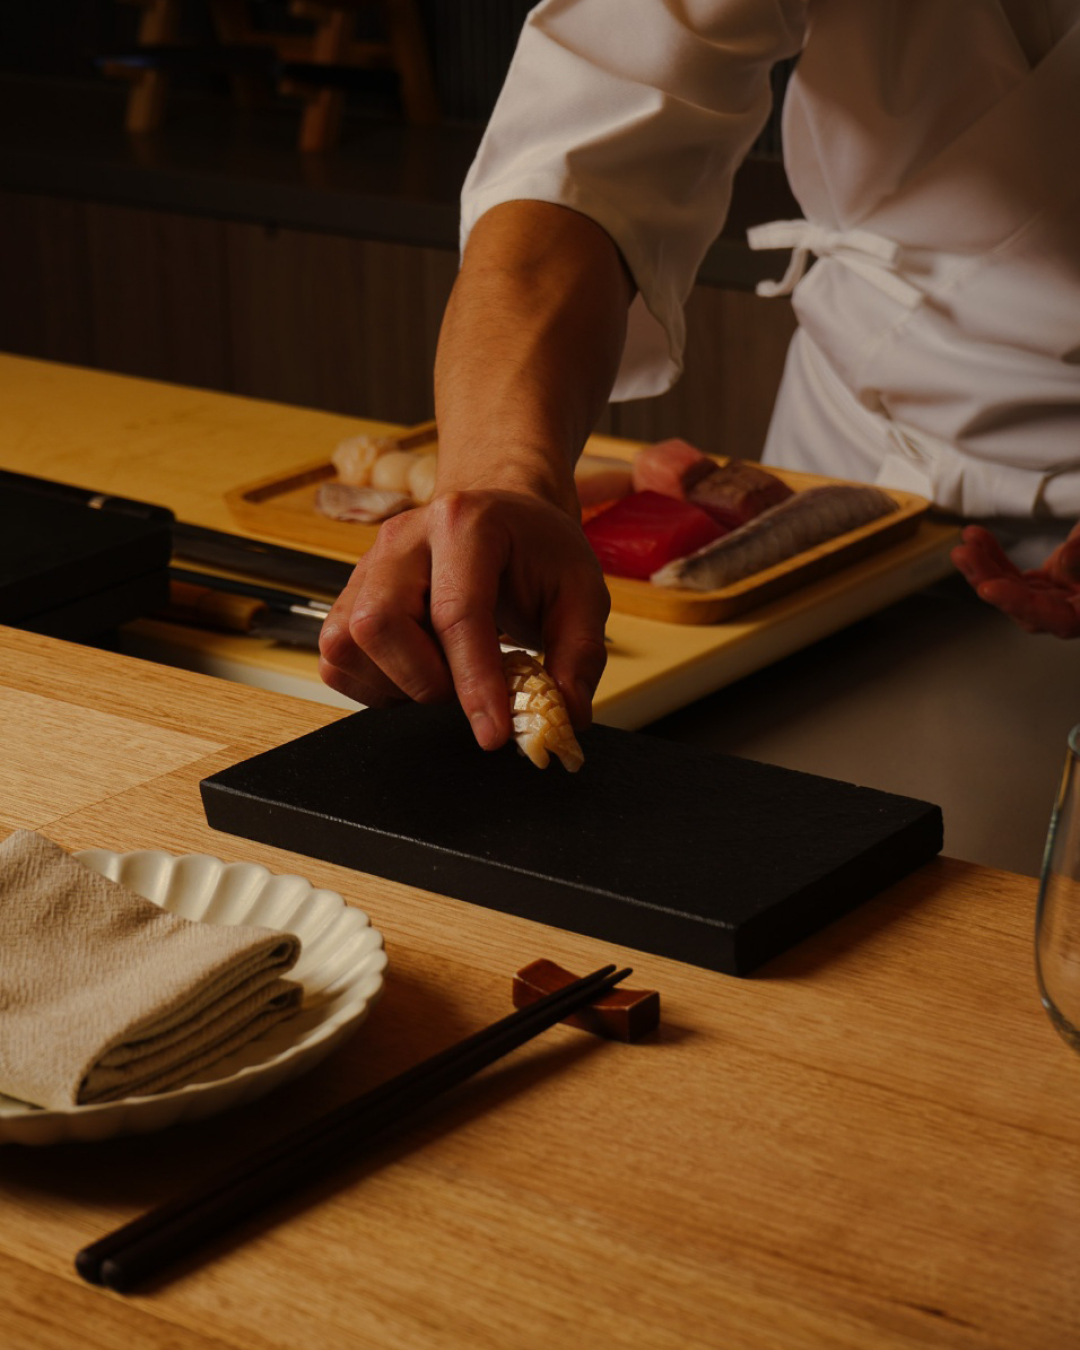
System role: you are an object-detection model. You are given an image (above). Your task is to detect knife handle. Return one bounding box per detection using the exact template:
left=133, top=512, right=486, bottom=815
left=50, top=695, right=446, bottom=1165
left=159, top=581, right=267, bottom=634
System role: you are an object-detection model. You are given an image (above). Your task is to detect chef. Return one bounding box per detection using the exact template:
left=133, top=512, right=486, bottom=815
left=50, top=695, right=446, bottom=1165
left=319, top=0, right=1080, bottom=745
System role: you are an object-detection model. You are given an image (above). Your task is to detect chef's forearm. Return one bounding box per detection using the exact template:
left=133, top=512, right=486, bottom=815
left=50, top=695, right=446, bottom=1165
left=433, top=200, right=635, bottom=512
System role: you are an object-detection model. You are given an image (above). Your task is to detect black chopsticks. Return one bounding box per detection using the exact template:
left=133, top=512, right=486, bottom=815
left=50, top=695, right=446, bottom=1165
left=75, top=963, right=631, bottom=1292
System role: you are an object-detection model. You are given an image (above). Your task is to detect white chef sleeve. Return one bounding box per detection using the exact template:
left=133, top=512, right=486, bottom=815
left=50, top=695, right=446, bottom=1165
left=460, top=0, right=806, bottom=400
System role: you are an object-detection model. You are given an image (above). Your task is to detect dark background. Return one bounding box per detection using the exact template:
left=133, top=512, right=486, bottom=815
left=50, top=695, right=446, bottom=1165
left=0, top=2, right=796, bottom=450
left=1, top=0, right=787, bottom=144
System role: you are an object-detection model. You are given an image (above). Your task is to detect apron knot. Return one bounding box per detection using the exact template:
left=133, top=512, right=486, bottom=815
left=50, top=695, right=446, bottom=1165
left=747, top=219, right=924, bottom=308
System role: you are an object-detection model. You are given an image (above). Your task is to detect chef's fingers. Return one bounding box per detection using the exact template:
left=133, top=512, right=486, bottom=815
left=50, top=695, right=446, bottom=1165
left=541, top=578, right=610, bottom=731
left=319, top=520, right=454, bottom=706
left=319, top=587, right=413, bottom=705
left=427, top=496, right=512, bottom=751
left=1044, top=522, right=1080, bottom=589
left=319, top=573, right=408, bottom=706
left=318, top=651, right=404, bottom=707
left=348, top=530, right=455, bottom=706
left=319, top=554, right=366, bottom=641
left=317, top=560, right=398, bottom=704
left=951, top=524, right=1021, bottom=589
left=976, top=578, right=1080, bottom=639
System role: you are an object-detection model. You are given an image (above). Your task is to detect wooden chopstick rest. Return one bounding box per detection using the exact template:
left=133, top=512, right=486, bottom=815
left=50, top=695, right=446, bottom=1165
left=513, top=959, right=660, bottom=1042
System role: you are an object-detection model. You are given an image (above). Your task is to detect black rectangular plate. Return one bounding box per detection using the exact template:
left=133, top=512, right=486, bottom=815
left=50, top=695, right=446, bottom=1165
left=200, top=705, right=942, bottom=976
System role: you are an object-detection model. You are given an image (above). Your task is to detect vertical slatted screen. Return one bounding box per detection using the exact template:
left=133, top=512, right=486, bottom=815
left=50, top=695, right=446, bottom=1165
left=418, top=0, right=791, bottom=154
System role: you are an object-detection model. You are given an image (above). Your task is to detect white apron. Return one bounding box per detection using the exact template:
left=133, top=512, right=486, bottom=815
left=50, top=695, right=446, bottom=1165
left=756, top=17, right=1080, bottom=521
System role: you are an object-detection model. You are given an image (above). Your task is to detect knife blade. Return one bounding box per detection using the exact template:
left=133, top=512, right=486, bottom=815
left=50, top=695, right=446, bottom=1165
left=171, top=522, right=354, bottom=597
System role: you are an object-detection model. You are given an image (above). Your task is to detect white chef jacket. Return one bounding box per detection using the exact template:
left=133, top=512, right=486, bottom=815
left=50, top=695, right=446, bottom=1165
left=460, top=0, right=1080, bottom=520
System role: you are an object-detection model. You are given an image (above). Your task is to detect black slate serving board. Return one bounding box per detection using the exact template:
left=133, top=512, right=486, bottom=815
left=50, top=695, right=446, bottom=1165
left=200, top=705, right=943, bottom=976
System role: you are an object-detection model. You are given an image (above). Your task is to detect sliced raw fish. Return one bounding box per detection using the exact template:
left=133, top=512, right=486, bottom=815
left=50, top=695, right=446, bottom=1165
left=315, top=482, right=414, bottom=523
left=631, top=438, right=715, bottom=499
left=574, top=454, right=633, bottom=507
left=584, top=490, right=725, bottom=579
left=331, top=433, right=398, bottom=487
left=688, top=459, right=793, bottom=529
left=651, top=484, right=897, bottom=590
left=371, top=450, right=422, bottom=493
left=408, top=453, right=438, bottom=503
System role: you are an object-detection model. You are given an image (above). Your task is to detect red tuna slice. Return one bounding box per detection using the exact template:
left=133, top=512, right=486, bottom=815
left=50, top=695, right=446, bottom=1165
left=584, top=491, right=726, bottom=579
left=631, top=438, right=716, bottom=499
left=687, top=459, right=794, bottom=529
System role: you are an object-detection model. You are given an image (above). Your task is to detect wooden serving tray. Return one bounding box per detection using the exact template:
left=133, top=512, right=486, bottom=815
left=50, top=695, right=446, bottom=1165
left=224, top=423, right=930, bottom=624
left=223, top=419, right=439, bottom=560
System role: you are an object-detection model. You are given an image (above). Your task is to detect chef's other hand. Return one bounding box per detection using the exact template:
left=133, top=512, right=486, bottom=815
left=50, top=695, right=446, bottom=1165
left=952, top=522, right=1080, bottom=637
left=318, top=489, right=610, bottom=750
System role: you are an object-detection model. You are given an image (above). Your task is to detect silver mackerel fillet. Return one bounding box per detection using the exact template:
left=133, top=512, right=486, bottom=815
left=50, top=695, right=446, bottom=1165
left=651, top=484, right=897, bottom=591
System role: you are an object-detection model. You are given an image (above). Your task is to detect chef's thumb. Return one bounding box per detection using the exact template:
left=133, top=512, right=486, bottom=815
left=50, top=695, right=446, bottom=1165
left=1048, top=530, right=1080, bottom=587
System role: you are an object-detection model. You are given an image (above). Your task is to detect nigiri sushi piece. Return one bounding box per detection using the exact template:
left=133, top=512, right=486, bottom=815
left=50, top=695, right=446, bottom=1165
left=371, top=450, right=422, bottom=493
left=651, top=484, right=897, bottom=590
left=408, top=453, right=438, bottom=504
left=584, top=491, right=725, bottom=579
left=631, top=438, right=715, bottom=499
left=574, top=454, right=633, bottom=508
left=315, top=482, right=414, bottom=523
left=687, top=459, right=793, bottom=529
left=502, top=649, right=584, bottom=772
left=331, top=433, right=399, bottom=487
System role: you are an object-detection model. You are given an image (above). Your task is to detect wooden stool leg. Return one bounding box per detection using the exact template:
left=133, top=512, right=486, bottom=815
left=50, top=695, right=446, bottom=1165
left=125, top=0, right=181, bottom=133
left=209, top=0, right=270, bottom=112
left=291, top=2, right=356, bottom=152
left=380, top=0, right=440, bottom=126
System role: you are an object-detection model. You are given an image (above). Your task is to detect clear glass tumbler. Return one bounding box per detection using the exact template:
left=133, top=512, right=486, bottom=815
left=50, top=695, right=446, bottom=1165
left=1036, top=724, right=1080, bottom=1050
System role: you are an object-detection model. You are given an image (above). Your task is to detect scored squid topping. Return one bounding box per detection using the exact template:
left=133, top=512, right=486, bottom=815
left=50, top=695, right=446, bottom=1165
left=501, top=650, right=585, bottom=773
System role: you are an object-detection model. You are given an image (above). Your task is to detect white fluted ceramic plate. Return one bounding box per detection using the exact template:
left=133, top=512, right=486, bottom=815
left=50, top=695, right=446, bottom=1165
left=0, top=849, right=387, bottom=1146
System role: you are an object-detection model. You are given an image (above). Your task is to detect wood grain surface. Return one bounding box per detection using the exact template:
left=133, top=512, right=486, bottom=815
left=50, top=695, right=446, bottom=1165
left=0, top=184, right=795, bottom=455
left=0, top=353, right=962, bottom=728
left=1, top=624, right=1079, bottom=1348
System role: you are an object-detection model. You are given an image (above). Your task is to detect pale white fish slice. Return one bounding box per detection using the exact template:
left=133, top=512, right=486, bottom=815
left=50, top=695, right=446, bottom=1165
left=331, top=434, right=399, bottom=487
left=371, top=450, right=422, bottom=493
left=315, top=482, right=414, bottom=524
left=408, top=454, right=438, bottom=504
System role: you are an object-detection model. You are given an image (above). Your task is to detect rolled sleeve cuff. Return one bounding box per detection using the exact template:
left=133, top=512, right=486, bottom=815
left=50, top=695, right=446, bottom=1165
left=460, top=175, right=687, bottom=402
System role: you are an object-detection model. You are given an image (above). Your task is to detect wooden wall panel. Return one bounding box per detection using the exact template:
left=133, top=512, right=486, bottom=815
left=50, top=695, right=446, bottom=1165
left=224, top=224, right=456, bottom=427
left=0, top=191, right=94, bottom=367
left=605, top=286, right=797, bottom=461
left=0, top=191, right=791, bottom=459
left=83, top=201, right=232, bottom=390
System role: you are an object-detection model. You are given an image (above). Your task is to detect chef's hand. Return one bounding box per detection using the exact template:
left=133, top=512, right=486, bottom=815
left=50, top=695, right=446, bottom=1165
left=320, top=198, right=631, bottom=748
left=952, top=522, right=1080, bottom=637
left=317, top=488, right=610, bottom=750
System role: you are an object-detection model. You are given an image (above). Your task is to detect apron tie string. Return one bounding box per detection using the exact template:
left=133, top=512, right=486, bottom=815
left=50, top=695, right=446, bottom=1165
left=747, top=219, right=924, bottom=309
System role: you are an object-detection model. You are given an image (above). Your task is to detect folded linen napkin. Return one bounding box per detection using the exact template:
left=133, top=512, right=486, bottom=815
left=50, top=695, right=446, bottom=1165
left=0, top=830, right=302, bottom=1108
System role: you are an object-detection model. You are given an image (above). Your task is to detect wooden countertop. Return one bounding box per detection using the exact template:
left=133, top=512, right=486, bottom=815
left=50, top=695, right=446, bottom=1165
left=2, top=624, right=1079, bottom=1348
left=0, top=352, right=962, bottom=729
